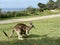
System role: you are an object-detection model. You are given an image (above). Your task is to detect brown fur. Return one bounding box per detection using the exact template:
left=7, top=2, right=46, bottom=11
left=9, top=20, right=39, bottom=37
left=3, top=23, right=34, bottom=40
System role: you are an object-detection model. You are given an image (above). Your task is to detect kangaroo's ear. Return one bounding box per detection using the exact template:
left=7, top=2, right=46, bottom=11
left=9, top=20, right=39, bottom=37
left=29, top=22, right=35, bottom=28
left=33, top=25, right=35, bottom=28
left=29, top=22, right=32, bottom=25
left=30, top=23, right=32, bottom=25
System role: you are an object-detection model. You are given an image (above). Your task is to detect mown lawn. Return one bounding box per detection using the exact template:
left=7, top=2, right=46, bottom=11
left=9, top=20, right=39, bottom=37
left=0, top=17, right=60, bottom=45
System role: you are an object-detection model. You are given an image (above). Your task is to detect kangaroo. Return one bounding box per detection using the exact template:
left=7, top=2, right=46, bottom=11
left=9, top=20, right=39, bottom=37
left=3, top=23, right=34, bottom=40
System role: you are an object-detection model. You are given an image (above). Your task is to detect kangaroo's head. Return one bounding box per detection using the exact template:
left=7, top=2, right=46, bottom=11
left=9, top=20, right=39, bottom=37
left=29, top=22, right=35, bottom=28
left=26, top=22, right=35, bottom=34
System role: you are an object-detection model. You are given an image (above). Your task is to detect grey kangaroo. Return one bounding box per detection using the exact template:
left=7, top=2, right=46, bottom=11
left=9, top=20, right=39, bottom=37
left=3, top=23, right=34, bottom=40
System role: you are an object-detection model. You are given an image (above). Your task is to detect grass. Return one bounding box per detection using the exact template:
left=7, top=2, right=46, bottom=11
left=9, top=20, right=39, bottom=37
left=0, top=17, right=60, bottom=45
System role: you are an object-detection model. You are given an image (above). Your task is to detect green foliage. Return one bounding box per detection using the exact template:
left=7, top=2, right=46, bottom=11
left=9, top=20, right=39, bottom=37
left=0, top=11, right=29, bottom=18
left=1, top=0, right=60, bottom=19
left=42, top=10, right=52, bottom=15
left=38, top=3, right=45, bottom=8
left=55, top=0, right=60, bottom=9
left=26, top=6, right=36, bottom=14
left=0, top=7, right=38, bottom=19
left=38, top=3, right=47, bottom=12
left=0, top=8, right=2, bottom=18
left=46, top=0, right=55, bottom=9
left=37, top=0, right=60, bottom=10
left=0, top=8, right=2, bottom=13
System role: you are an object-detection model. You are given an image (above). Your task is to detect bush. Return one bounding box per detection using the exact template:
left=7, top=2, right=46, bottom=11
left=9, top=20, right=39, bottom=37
left=42, top=10, right=52, bottom=15
left=0, top=11, right=29, bottom=18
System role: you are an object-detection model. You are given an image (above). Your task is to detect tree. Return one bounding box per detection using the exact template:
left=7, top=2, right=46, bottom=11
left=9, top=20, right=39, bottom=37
left=56, top=0, right=60, bottom=9
left=0, top=8, right=2, bottom=14
left=38, top=3, right=45, bottom=8
left=46, top=0, right=55, bottom=9
left=57, top=0, right=60, bottom=2
left=38, top=3, right=47, bottom=11
left=26, top=6, right=36, bottom=14
left=0, top=8, right=2, bottom=18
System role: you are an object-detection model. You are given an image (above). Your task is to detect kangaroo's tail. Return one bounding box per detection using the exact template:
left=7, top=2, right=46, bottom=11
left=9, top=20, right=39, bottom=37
left=3, top=31, right=9, bottom=38
left=3, top=30, right=14, bottom=38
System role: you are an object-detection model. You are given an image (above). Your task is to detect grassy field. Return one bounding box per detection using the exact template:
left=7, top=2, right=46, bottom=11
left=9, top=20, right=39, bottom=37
left=0, top=17, right=60, bottom=45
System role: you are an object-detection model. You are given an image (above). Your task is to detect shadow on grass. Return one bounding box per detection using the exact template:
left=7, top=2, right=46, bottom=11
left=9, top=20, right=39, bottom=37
left=12, top=34, right=48, bottom=38
left=12, top=34, right=41, bottom=38
left=0, top=34, right=60, bottom=45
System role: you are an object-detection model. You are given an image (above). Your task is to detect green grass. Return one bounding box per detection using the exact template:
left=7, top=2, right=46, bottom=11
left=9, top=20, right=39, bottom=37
left=0, top=17, right=60, bottom=45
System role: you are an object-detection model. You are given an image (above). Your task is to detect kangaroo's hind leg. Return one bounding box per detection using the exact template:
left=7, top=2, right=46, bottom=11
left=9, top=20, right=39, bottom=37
left=9, top=30, right=14, bottom=38
left=15, top=29, right=24, bottom=40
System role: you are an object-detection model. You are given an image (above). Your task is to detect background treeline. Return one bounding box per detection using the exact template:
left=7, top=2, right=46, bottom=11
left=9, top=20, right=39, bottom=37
left=0, top=0, right=60, bottom=19
left=38, top=0, right=60, bottom=11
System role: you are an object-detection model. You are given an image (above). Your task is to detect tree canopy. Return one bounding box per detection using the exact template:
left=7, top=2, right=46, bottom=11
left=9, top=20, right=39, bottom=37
left=37, top=0, right=60, bottom=11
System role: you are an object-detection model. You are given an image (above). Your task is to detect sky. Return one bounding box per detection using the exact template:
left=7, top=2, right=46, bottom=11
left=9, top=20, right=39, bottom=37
left=0, top=0, right=57, bottom=8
